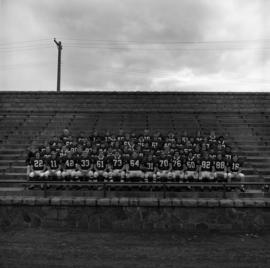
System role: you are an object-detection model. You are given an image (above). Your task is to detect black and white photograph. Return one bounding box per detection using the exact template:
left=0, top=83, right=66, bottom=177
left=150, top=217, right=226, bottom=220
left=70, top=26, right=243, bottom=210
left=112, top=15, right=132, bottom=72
left=0, top=0, right=270, bottom=267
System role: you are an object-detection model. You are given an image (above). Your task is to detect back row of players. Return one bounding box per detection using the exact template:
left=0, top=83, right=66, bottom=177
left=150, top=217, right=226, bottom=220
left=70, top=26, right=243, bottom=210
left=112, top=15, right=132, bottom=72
left=26, top=128, right=245, bottom=183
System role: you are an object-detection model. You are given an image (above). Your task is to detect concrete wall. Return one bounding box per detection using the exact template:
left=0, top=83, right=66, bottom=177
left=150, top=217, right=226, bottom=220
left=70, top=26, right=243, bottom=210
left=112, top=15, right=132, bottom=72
left=0, top=196, right=270, bottom=232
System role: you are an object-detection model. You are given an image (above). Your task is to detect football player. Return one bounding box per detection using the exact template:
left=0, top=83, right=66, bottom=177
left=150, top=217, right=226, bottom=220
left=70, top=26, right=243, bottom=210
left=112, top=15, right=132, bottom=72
left=142, top=154, right=157, bottom=183
left=126, top=151, right=144, bottom=182
left=61, top=151, right=79, bottom=180
left=228, top=154, right=245, bottom=182
left=109, top=150, right=126, bottom=182
left=185, top=152, right=199, bottom=181
left=60, top=128, right=73, bottom=146
left=93, top=151, right=109, bottom=182
left=44, top=151, right=62, bottom=180
left=171, top=151, right=185, bottom=182
left=224, top=146, right=233, bottom=162
left=76, top=150, right=94, bottom=181
left=208, top=130, right=217, bottom=148
left=198, top=152, right=214, bottom=181
left=213, top=153, right=228, bottom=182
left=156, top=151, right=172, bottom=182
left=29, top=151, right=47, bottom=180
left=195, top=130, right=203, bottom=144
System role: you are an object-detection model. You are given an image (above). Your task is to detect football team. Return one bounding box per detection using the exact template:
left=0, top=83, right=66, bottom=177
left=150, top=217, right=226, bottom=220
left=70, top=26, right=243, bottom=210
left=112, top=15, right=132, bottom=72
left=26, top=128, right=245, bottom=184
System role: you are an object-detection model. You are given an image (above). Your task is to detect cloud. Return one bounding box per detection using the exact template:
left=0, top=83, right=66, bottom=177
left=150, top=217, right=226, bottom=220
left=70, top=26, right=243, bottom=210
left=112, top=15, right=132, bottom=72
left=0, top=0, right=269, bottom=91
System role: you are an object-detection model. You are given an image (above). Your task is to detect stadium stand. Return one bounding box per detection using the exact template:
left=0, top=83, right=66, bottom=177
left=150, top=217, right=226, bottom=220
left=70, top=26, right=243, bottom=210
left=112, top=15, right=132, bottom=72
left=0, top=92, right=270, bottom=190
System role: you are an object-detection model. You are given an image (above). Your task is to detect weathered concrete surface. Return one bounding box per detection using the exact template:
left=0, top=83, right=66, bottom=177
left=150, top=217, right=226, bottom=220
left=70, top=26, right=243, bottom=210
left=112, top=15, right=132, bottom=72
left=1, top=229, right=270, bottom=268
left=0, top=196, right=269, bottom=232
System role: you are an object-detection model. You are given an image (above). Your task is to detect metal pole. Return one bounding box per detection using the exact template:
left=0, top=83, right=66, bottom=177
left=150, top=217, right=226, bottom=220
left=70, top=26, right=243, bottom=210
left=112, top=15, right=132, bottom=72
left=54, top=38, right=63, bottom=92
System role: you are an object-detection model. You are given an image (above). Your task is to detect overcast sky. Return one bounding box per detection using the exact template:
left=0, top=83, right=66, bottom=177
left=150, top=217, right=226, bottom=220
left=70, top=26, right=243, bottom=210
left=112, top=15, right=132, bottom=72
left=0, top=0, right=270, bottom=91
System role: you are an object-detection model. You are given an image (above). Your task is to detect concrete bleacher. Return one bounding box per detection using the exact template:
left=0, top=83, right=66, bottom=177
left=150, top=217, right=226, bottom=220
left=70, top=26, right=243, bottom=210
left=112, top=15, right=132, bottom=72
left=0, top=91, right=270, bottom=184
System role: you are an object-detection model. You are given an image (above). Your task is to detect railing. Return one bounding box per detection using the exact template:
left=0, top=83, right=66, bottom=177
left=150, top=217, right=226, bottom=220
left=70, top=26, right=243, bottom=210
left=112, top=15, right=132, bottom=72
left=0, top=180, right=268, bottom=199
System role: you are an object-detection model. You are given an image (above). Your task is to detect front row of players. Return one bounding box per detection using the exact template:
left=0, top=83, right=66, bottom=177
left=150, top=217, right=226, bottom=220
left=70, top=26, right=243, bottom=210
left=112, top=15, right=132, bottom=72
left=28, top=150, right=244, bottom=183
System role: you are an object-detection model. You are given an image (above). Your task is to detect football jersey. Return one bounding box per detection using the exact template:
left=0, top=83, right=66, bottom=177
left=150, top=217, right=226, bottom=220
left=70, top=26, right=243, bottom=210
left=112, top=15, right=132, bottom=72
left=63, top=157, right=77, bottom=170
left=111, top=157, right=125, bottom=169
left=150, top=140, right=160, bottom=150
left=214, top=159, right=227, bottom=171
left=143, top=160, right=156, bottom=172
left=143, top=135, right=151, bottom=141
left=186, top=157, right=198, bottom=171
left=229, top=160, right=242, bottom=172
left=31, top=158, right=46, bottom=171
left=200, top=158, right=213, bottom=172
left=193, top=152, right=202, bottom=160
left=171, top=157, right=184, bottom=171
left=46, top=157, right=61, bottom=170
left=77, top=156, right=92, bottom=170
left=117, top=135, right=125, bottom=142
left=94, top=156, right=108, bottom=170
left=127, top=157, right=142, bottom=171
left=224, top=153, right=232, bottom=161
left=157, top=157, right=170, bottom=170
left=60, top=135, right=73, bottom=146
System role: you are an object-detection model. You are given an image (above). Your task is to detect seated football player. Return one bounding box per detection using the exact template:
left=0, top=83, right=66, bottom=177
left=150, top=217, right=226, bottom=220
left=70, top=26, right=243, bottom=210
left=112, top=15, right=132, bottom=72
left=213, top=152, right=228, bottom=182
left=93, top=151, right=109, bottom=182
left=171, top=151, right=185, bottom=182
left=142, top=154, right=157, bottom=183
left=184, top=152, right=199, bottom=181
left=156, top=151, right=172, bottom=183
left=44, top=151, right=62, bottom=180
left=126, top=151, right=144, bottom=182
left=29, top=151, right=47, bottom=181
left=228, top=154, right=245, bottom=182
left=198, top=152, right=214, bottom=181
left=76, top=150, right=94, bottom=181
left=109, top=150, right=126, bottom=182
left=61, top=151, right=79, bottom=181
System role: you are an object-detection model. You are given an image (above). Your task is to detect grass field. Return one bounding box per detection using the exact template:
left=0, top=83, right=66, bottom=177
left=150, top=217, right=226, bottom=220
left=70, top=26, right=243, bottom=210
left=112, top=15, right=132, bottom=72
left=0, top=229, right=269, bottom=268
